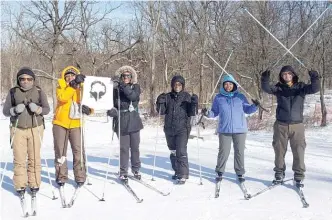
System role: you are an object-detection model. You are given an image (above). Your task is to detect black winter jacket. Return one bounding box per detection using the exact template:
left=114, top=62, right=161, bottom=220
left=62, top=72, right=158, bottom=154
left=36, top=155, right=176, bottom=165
left=261, top=72, right=320, bottom=124
left=113, top=83, right=143, bottom=135
left=156, top=91, right=196, bottom=135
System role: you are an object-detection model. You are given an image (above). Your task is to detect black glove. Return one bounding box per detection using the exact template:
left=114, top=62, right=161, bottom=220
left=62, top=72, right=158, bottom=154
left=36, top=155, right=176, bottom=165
left=69, top=74, right=86, bottom=88
left=251, top=99, right=260, bottom=106
left=82, top=105, right=91, bottom=115
left=191, top=94, right=198, bottom=104
left=262, top=70, right=270, bottom=78
left=112, top=76, right=121, bottom=88
left=156, top=93, right=166, bottom=104
left=107, top=108, right=118, bottom=117
left=308, top=70, right=318, bottom=78
left=201, top=108, right=208, bottom=116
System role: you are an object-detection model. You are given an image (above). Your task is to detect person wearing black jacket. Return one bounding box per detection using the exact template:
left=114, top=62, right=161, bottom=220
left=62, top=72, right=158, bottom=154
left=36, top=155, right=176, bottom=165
left=107, top=66, right=143, bottom=183
left=156, top=75, right=198, bottom=184
left=261, top=65, right=320, bottom=187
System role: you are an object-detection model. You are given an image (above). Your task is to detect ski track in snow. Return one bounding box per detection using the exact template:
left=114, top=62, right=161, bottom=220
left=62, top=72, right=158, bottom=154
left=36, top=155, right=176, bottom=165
left=0, top=118, right=332, bottom=220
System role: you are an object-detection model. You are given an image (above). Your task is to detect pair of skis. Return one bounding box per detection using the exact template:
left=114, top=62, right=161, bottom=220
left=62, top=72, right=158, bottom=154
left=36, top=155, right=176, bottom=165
left=217, top=178, right=309, bottom=208
left=215, top=179, right=251, bottom=199
left=120, top=176, right=170, bottom=203
left=59, top=184, right=83, bottom=208
left=19, top=190, right=37, bottom=217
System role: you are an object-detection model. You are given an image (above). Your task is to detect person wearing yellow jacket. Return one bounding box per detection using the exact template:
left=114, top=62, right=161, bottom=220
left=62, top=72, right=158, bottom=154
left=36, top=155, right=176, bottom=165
left=52, top=66, right=92, bottom=187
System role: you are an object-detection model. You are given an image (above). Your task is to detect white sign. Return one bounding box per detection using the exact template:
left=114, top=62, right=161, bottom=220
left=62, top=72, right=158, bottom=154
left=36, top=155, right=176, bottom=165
left=82, top=76, right=113, bottom=121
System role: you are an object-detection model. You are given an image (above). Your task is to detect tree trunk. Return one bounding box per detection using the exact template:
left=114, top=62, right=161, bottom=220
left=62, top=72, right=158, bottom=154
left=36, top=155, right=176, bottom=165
left=51, top=59, right=57, bottom=112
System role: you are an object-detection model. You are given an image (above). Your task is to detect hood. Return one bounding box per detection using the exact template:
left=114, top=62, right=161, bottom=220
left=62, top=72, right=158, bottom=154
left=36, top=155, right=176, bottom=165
left=60, top=66, right=80, bottom=79
left=279, top=65, right=298, bottom=84
left=171, top=75, right=185, bottom=90
left=220, top=74, right=238, bottom=95
left=16, top=67, right=35, bottom=85
left=115, top=65, right=138, bottom=84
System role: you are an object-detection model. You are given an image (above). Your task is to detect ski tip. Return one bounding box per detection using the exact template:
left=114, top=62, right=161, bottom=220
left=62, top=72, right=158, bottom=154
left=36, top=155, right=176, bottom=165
left=163, top=192, right=171, bottom=196
left=137, top=199, right=143, bottom=203
left=303, top=204, right=309, bottom=208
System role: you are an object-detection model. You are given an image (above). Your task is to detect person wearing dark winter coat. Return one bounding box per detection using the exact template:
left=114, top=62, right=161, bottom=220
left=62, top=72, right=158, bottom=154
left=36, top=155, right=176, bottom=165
left=107, top=66, right=143, bottom=182
left=3, top=67, right=50, bottom=195
left=261, top=65, right=320, bottom=187
left=156, top=75, right=198, bottom=184
left=202, top=74, right=258, bottom=183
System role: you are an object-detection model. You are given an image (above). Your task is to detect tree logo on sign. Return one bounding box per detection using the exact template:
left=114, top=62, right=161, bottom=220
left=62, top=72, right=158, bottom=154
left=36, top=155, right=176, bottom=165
left=90, top=81, right=106, bottom=101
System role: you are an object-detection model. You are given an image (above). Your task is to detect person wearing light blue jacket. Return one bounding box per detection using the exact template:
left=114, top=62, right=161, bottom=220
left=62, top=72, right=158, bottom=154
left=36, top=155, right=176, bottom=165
left=202, top=74, right=259, bottom=183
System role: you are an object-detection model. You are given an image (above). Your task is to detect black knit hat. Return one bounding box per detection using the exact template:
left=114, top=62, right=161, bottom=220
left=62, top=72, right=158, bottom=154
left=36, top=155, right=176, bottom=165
left=171, top=75, right=185, bottom=89
left=17, top=67, right=35, bottom=80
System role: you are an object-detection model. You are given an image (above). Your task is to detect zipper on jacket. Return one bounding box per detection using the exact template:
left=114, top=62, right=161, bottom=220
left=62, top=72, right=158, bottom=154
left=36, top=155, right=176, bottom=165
left=230, top=98, right=233, bottom=133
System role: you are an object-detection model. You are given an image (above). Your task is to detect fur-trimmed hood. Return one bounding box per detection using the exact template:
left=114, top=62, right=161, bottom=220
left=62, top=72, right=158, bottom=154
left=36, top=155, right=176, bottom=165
left=115, top=65, right=138, bottom=84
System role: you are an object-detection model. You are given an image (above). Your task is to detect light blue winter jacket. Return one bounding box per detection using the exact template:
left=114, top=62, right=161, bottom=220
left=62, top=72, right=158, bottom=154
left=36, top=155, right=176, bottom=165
left=208, top=75, right=257, bottom=133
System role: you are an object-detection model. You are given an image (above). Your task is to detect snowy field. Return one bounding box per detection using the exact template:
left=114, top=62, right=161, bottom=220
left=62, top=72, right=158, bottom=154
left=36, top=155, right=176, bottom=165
left=0, top=117, right=332, bottom=220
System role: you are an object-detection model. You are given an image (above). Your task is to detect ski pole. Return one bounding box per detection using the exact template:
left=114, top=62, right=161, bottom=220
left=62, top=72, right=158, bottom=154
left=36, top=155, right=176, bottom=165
left=242, top=7, right=309, bottom=70
left=117, top=88, right=121, bottom=176
left=151, top=104, right=161, bottom=181
left=0, top=118, right=18, bottom=188
left=209, top=49, right=234, bottom=101
left=33, top=115, right=58, bottom=200
left=195, top=107, right=203, bottom=185
left=269, top=5, right=331, bottom=70
left=100, top=118, right=114, bottom=201
left=82, top=117, right=92, bottom=185
left=206, top=52, right=270, bottom=113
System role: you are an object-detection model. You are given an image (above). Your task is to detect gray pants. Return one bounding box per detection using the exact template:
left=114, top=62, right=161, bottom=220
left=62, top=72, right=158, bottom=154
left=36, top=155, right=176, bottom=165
left=215, top=133, right=246, bottom=175
left=272, top=121, right=306, bottom=181
left=119, top=131, right=141, bottom=176
left=53, top=125, right=86, bottom=183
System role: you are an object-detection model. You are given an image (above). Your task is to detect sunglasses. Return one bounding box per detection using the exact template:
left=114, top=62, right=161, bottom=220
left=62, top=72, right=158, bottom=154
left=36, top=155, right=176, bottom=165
left=121, top=74, right=132, bottom=79
left=19, top=77, right=33, bottom=82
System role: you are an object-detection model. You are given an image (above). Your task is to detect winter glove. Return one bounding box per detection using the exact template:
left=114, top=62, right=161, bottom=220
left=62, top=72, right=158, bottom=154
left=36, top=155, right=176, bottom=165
left=308, top=70, right=319, bottom=78
left=201, top=107, right=208, bottom=116
left=262, top=70, right=270, bottom=78
left=69, top=74, right=86, bottom=88
left=191, top=94, right=198, bottom=104
left=28, top=102, right=42, bottom=115
left=10, top=103, right=26, bottom=116
left=112, top=76, right=121, bottom=89
left=251, top=99, right=260, bottom=106
left=156, top=93, right=166, bottom=104
left=107, top=108, right=118, bottom=117
left=82, top=105, right=92, bottom=115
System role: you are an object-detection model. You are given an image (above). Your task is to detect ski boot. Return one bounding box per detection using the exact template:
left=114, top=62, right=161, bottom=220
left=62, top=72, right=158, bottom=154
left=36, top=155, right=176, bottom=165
left=56, top=181, right=65, bottom=187
left=272, top=172, right=285, bottom=185
left=237, top=175, right=245, bottom=183
left=30, top=187, right=39, bottom=194
left=215, top=172, right=223, bottom=182
left=294, top=179, right=304, bottom=188
left=177, top=177, right=186, bottom=185
left=76, top=182, right=84, bottom=188
left=119, top=175, right=128, bottom=184
left=133, top=171, right=141, bottom=180
left=17, top=187, right=26, bottom=197
left=171, top=172, right=178, bottom=180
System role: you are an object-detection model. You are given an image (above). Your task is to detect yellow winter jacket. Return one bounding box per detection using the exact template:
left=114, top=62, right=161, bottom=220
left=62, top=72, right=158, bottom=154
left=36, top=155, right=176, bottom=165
left=53, top=66, right=82, bottom=129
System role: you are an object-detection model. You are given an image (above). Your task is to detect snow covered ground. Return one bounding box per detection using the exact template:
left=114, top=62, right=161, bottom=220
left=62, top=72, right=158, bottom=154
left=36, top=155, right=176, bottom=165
left=0, top=117, right=332, bottom=220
